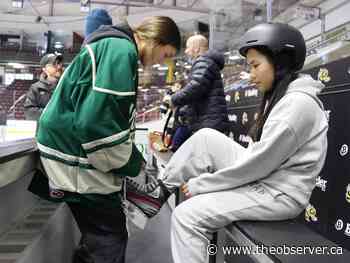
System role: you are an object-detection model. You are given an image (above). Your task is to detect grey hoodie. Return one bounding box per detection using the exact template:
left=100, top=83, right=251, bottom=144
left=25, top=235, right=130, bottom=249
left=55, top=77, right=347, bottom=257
left=187, top=74, right=328, bottom=207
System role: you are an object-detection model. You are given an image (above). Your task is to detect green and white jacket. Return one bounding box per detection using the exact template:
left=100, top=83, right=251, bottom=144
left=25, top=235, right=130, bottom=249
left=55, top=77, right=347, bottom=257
left=36, top=26, right=143, bottom=199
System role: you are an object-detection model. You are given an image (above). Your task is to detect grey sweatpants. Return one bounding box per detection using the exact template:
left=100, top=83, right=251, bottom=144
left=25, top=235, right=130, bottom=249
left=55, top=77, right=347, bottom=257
left=159, top=128, right=304, bottom=263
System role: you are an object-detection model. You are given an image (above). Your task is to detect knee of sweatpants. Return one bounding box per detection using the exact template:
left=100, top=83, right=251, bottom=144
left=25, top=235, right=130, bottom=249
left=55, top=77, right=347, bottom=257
left=195, top=128, right=224, bottom=141
left=190, top=128, right=214, bottom=145
left=172, top=201, right=215, bottom=243
left=172, top=203, right=196, bottom=232
left=194, top=128, right=214, bottom=137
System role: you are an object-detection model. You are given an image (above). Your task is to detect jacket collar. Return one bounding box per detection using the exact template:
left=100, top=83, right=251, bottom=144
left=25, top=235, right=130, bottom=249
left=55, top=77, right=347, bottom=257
left=39, top=75, right=56, bottom=90
left=82, top=23, right=137, bottom=54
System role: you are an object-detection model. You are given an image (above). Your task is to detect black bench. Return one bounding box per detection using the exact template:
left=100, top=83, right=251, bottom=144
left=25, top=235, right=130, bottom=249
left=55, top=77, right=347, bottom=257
left=219, top=220, right=350, bottom=263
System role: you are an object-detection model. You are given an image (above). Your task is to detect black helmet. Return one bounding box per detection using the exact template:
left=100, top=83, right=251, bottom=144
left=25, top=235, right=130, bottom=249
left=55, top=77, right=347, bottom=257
left=239, top=23, right=306, bottom=71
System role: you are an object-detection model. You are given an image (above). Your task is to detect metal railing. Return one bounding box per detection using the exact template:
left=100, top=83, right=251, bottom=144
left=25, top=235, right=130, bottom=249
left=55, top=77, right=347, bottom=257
left=136, top=106, right=162, bottom=123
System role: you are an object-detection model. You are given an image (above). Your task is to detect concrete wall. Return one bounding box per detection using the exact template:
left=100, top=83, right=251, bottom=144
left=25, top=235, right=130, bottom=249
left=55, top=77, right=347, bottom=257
left=0, top=154, right=39, bottom=235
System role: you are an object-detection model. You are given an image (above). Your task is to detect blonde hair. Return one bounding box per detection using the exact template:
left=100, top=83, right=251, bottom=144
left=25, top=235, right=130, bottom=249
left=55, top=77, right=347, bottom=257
left=187, top=34, right=208, bottom=55
left=133, top=16, right=181, bottom=51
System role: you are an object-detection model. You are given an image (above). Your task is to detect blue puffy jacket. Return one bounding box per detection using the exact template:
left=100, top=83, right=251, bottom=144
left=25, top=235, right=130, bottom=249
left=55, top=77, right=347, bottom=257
left=171, top=50, right=230, bottom=134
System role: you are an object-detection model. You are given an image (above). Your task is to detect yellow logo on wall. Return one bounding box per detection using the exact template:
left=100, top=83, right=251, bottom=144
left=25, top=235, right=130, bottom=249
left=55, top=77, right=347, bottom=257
left=318, top=68, right=331, bottom=83
left=164, top=58, right=175, bottom=84
left=234, top=91, right=240, bottom=103
left=305, top=204, right=318, bottom=222
left=346, top=184, right=350, bottom=203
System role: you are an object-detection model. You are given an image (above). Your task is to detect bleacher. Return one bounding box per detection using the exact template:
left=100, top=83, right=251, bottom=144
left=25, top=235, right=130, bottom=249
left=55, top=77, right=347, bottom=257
left=0, top=79, right=36, bottom=120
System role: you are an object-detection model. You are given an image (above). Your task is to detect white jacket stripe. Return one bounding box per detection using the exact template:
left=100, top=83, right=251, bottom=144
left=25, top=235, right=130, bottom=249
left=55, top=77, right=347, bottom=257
left=85, top=44, right=96, bottom=89
left=38, top=142, right=89, bottom=164
left=93, top=87, right=135, bottom=96
left=82, top=129, right=130, bottom=151
left=86, top=44, right=135, bottom=97
left=41, top=157, right=123, bottom=194
left=84, top=139, right=133, bottom=173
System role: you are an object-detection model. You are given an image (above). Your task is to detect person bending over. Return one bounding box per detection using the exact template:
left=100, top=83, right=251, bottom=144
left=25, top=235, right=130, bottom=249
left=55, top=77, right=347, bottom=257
left=29, top=15, right=181, bottom=263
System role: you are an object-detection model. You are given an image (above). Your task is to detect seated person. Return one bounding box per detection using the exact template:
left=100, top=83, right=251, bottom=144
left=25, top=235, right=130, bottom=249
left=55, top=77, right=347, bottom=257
left=169, top=106, right=191, bottom=152
left=161, top=82, right=192, bottom=152
left=126, top=23, right=329, bottom=263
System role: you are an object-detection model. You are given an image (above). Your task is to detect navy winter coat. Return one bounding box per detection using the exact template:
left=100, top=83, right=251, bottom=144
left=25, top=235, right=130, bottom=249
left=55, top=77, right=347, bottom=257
left=171, top=50, right=230, bottom=133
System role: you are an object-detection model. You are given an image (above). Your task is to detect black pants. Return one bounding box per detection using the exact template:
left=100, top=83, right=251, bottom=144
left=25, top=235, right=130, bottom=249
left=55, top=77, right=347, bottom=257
left=68, top=203, right=128, bottom=263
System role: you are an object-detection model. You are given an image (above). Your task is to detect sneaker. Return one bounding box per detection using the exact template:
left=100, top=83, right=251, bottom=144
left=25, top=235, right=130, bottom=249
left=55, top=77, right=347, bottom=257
left=126, top=177, right=171, bottom=218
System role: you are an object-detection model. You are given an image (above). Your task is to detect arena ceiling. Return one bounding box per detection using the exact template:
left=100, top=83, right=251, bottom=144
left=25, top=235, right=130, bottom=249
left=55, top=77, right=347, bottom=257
left=0, top=0, right=344, bottom=51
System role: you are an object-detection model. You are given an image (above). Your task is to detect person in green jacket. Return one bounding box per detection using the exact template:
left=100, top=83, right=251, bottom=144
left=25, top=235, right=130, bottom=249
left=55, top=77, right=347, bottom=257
left=29, top=15, right=181, bottom=263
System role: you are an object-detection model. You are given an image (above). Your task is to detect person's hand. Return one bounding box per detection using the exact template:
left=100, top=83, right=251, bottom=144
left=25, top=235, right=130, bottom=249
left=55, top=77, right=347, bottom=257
left=163, top=95, right=176, bottom=111
left=172, top=83, right=182, bottom=92
left=163, top=94, right=172, bottom=105
left=181, top=183, right=192, bottom=199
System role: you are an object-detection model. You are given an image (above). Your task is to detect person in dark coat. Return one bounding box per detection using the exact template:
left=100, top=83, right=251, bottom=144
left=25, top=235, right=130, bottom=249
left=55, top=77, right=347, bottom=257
left=167, top=34, right=230, bottom=134
left=23, top=53, right=63, bottom=120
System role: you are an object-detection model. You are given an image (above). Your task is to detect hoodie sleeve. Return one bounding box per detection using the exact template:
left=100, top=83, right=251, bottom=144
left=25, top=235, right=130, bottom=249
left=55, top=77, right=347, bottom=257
left=73, top=38, right=143, bottom=177
left=171, top=58, right=217, bottom=107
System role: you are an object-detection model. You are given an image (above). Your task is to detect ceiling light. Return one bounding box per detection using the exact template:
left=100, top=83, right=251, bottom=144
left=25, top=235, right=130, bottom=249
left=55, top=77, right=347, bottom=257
left=229, top=55, right=241, bottom=61
left=12, top=0, right=23, bottom=8
left=54, top=42, right=64, bottom=49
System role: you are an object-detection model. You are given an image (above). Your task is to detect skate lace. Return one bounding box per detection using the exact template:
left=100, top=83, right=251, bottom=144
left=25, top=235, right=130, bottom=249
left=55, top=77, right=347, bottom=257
left=126, top=174, right=158, bottom=193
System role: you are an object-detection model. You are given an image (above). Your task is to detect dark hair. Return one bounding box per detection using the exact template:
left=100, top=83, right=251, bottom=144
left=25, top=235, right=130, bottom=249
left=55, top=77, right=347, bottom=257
left=133, top=16, right=181, bottom=52
left=249, top=46, right=297, bottom=141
